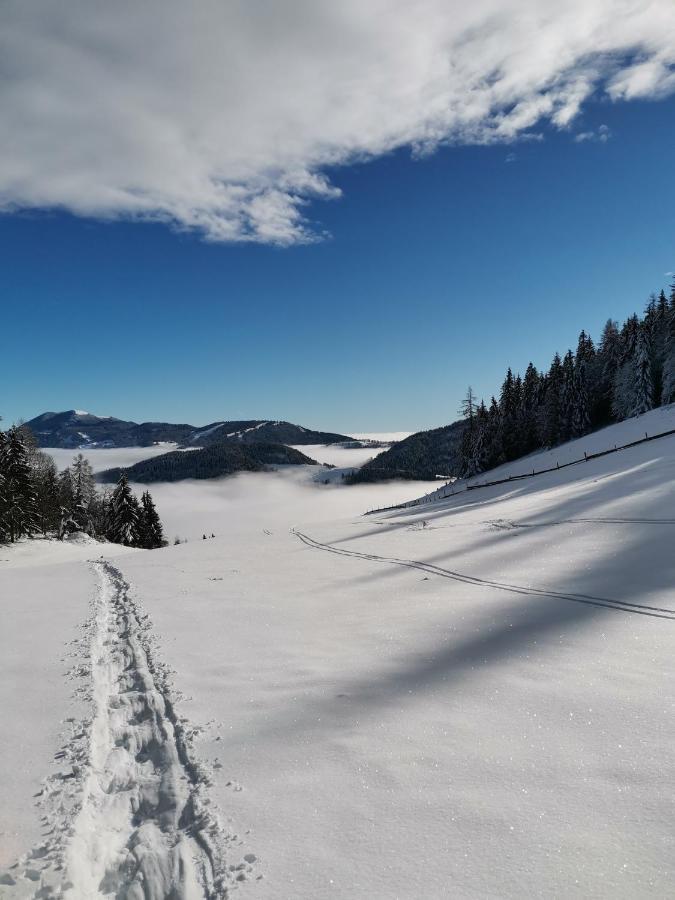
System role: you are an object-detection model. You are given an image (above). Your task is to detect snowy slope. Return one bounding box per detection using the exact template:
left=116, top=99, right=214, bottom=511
left=403, top=403, right=675, bottom=509
left=1, top=411, right=674, bottom=898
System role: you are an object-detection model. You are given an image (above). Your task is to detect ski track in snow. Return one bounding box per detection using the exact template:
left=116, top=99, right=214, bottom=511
left=293, top=530, right=675, bottom=620
left=2, top=562, right=245, bottom=899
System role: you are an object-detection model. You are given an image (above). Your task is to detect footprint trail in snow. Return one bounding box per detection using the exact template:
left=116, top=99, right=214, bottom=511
left=2, top=561, right=245, bottom=899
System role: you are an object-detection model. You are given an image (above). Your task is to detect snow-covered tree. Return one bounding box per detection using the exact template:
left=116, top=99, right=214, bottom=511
left=0, top=427, right=39, bottom=542
left=108, top=474, right=140, bottom=547
left=138, top=491, right=165, bottom=549
left=33, top=455, right=61, bottom=535
left=572, top=357, right=591, bottom=437
left=660, top=307, right=675, bottom=405
left=631, top=326, right=654, bottom=416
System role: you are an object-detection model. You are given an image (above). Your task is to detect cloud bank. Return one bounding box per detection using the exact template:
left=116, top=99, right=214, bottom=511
left=1, top=1, right=675, bottom=244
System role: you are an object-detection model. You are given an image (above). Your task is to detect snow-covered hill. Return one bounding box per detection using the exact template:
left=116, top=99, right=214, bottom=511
left=1, top=410, right=674, bottom=897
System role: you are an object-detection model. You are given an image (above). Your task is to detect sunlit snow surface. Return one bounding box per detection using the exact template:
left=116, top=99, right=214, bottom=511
left=2, top=413, right=675, bottom=897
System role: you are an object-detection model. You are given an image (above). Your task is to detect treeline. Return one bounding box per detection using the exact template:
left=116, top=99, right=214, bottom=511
left=0, top=423, right=165, bottom=548
left=99, top=442, right=318, bottom=484
left=459, top=284, right=675, bottom=476
left=349, top=421, right=465, bottom=482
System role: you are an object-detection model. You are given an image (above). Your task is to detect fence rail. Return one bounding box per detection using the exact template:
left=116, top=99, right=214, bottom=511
left=364, top=425, right=675, bottom=516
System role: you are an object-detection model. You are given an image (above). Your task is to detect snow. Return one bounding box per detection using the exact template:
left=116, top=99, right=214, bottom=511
left=406, top=403, right=675, bottom=509
left=63, top=563, right=232, bottom=899
left=189, top=422, right=225, bottom=444
left=2, top=411, right=675, bottom=897
left=226, top=422, right=272, bottom=439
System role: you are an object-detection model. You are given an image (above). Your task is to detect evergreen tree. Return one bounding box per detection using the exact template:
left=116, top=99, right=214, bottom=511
left=0, top=427, right=39, bottom=542
left=138, top=490, right=165, bottom=549
left=458, top=386, right=480, bottom=476
left=108, top=474, right=140, bottom=546
left=661, top=305, right=675, bottom=405
left=71, top=454, right=96, bottom=507
left=499, top=368, right=519, bottom=460
left=572, top=354, right=591, bottom=437
left=619, top=314, right=640, bottom=362
left=631, top=326, right=654, bottom=416
left=560, top=350, right=576, bottom=442
left=542, top=353, right=563, bottom=446
left=521, top=362, right=540, bottom=453
left=597, top=318, right=621, bottom=422
left=33, top=457, right=61, bottom=535
left=70, top=454, right=96, bottom=533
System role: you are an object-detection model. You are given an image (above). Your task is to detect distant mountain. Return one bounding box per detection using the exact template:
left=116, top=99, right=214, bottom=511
left=98, top=443, right=319, bottom=483
left=25, top=410, right=351, bottom=449
left=348, top=420, right=466, bottom=482
left=188, top=420, right=351, bottom=448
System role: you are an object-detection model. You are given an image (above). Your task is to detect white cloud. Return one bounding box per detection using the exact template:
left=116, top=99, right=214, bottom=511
left=574, top=123, right=611, bottom=143
left=1, top=1, right=675, bottom=244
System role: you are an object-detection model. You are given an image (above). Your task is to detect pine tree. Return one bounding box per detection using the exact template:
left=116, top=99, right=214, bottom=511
left=597, top=319, right=621, bottom=422
left=542, top=353, right=563, bottom=446
left=34, top=457, right=61, bottom=535
left=485, top=396, right=504, bottom=469
left=660, top=306, right=675, bottom=405
left=572, top=365, right=591, bottom=437
left=631, top=326, right=654, bottom=416
left=560, top=350, right=576, bottom=442
left=138, top=491, right=165, bottom=549
left=458, top=386, right=480, bottom=476
left=0, top=427, right=39, bottom=542
left=499, top=368, right=519, bottom=460
left=0, top=428, right=7, bottom=543
left=521, top=363, right=540, bottom=453
left=108, top=474, right=140, bottom=547
left=71, top=454, right=95, bottom=506
left=620, top=314, right=640, bottom=362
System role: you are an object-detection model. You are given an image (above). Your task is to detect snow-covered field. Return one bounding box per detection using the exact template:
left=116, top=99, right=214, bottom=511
left=2, top=414, right=674, bottom=898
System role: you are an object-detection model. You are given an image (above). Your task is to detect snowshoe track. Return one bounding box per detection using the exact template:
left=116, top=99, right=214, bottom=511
left=3, top=561, right=235, bottom=899
left=60, top=561, right=229, bottom=899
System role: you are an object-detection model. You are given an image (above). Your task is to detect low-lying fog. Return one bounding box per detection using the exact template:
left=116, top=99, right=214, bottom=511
left=44, top=435, right=427, bottom=542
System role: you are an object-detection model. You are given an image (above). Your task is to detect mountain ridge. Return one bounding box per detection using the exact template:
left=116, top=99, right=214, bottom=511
left=25, top=410, right=352, bottom=449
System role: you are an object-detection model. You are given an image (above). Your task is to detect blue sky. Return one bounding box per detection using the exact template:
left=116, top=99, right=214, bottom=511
left=2, top=3, right=675, bottom=432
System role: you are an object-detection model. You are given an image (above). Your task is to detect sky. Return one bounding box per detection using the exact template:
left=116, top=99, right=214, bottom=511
left=2, top=1, right=675, bottom=432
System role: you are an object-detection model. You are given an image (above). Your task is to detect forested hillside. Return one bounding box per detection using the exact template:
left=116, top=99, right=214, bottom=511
left=349, top=421, right=465, bottom=482
left=456, top=284, right=675, bottom=476
left=0, top=424, right=165, bottom=548
left=354, top=283, right=675, bottom=483
left=98, top=443, right=318, bottom=483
